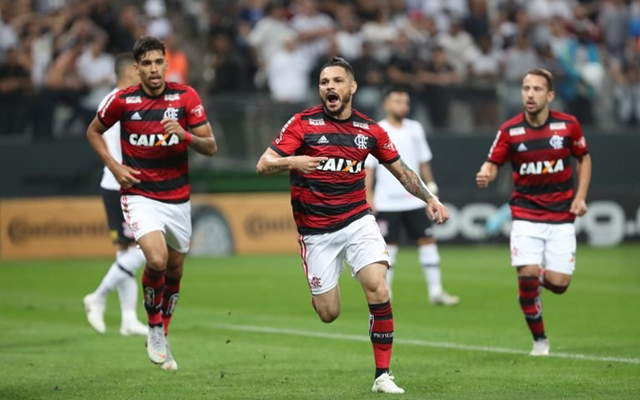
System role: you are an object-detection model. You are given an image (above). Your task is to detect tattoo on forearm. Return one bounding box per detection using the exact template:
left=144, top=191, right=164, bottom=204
left=398, top=160, right=434, bottom=201
left=263, top=164, right=289, bottom=173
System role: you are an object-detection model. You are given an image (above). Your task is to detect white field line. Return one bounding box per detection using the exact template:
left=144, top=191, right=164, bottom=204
left=214, top=323, right=640, bottom=365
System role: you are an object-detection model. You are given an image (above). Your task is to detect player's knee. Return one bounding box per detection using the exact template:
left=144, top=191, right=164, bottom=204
left=366, top=281, right=390, bottom=304
left=317, top=308, right=340, bottom=323
left=145, top=253, right=168, bottom=271
left=166, top=264, right=184, bottom=280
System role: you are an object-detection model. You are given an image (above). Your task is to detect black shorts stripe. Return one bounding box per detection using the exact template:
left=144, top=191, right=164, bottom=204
left=123, top=107, right=185, bottom=122
left=133, top=175, right=189, bottom=192
left=292, top=199, right=367, bottom=217
left=510, top=197, right=573, bottom=213
left=123, top=153, right=188, bottom=169
left=297, top=209, right=371, bottom=235
left=510, top=137, right=570, bottom=152
left=304, top=133, right=378, bottom=150
left=291, top=175, right=365, bottom=195
left=515, top=177, right=573, bottom=196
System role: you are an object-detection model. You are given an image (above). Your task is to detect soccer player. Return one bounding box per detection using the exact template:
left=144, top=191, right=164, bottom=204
left=476, top=68, right=592, bottom=356
left=365, top=87, right=459, bottom=306
left=257, top=57, right=449, bottom=394
left=83, top=53, right=148, bottom=338
left=86, top=36, right=218, bottom=370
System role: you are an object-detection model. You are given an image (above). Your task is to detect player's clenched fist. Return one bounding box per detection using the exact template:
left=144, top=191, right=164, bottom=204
left=476, top=170, right=491, bottom=189
left=161, top=117, right=185, bottom=139
left=110, top=163, right=141, bottom=189
left=426, top=197, right=449, bottom=224
left=291, top=156, right=328, bottom=174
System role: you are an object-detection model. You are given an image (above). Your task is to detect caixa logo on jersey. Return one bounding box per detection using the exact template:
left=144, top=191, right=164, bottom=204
left=316, top=157, right=363, bottom=173
left=129, top=133, right=180, bottom=146
left=519, top=159, right=565, bottom=175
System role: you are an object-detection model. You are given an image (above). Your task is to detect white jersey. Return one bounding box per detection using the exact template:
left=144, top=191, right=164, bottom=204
left=98, top=88, right=121, bottom=191
left=365, top=118, right=433, bottom=212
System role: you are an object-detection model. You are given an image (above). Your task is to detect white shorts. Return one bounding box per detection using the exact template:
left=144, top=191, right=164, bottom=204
left=510, top=220, right=576, bottom=275
left=121, top=195, right=192, bottom=253
left=298, top=214, right=390, bottom=295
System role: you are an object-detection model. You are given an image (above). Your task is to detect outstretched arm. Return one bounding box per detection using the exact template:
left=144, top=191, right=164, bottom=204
left=256, top=147, right=328, bottom=175
left=383, top=158, right=449, bottom=224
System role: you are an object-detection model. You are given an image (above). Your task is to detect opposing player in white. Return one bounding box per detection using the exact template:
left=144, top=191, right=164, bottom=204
left=366, top=87, right=459, bottom=306
left=83, top=53, right=148, bottom=337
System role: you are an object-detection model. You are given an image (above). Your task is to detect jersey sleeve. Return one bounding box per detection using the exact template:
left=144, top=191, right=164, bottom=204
left=487, top=129, right=510, bottom=165
left=269, top=115, right=304, bottom=156
left=415, top=122, right=433, bottom=163
left=185, top=86, right=208, bottom=129
left=370, top=125, right=400, bottom=164
left=570, top=118, right=589, bottom=157
left=97, top=90, right=123, bottom=129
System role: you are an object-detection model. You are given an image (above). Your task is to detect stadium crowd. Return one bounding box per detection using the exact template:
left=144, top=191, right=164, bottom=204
left=1, top=0, right=640, bottom=139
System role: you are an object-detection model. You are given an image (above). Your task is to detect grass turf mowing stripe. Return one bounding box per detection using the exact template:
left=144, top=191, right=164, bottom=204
left=214, top=323, right=640, bottom=365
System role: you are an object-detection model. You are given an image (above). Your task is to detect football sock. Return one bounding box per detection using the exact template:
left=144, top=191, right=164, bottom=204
left=116, top=247, right=146, bottom=321
left=420, top=244, right=443, bottom=297
left=162, top=276, right=181, bottom=335
left=385, top=245, right=399, bottom=288
left=142, top=267, right=165, bottom=326
left=369, top=301, right=394, bottom=378
left=518, top=276, right=546, bottom=340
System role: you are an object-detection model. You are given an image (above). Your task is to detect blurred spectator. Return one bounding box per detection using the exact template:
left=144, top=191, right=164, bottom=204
left=503, top=33, right=539, bottom=116
left=438, top=18, right=475, bottom=79
left=0, top=47, right=31, bottom=135
left=556, top=26, right=604, bottom=124
left=466, top=35, right=502, bottom=129
left=111, top=5, right=144, bottom=53
left=207, top=32, right=252, bottom=94
left=267, top=34, right=311, bottom=104
left=599, top=0, right=630, bottom=60
left=164, top=33, right=189, bottom=84
left=464, top=0, right=491, bottom=41
left=526, top=0, right=574, bottom=22
left=334, top=6, right=363, bottom=62
left=0, top=3, right=19, bottom=63
left=77, top=33, right=115, bottom=110
left=351, top=40, right=384, bottom=117
left=360, top=5, right=397, bottom=64
left=145, top=0, right=172, bottom=39
left=422, top=0, right=469, bottom=32
left=417, top=45, right=459, bottom=128
left=247, top=1, right=293, bottom=88
left=240, top=0, right=268, bottom=28
left=290, top=0, right=334, bottom=66
left=612, top=39, right=640, bottom=124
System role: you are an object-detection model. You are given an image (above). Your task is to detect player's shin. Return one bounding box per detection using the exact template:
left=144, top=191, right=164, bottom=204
left=518, top=276, right=546, bottom=340
left=368, top=301, right=394, bottom=378
left=161, top=276, right=181, bottom=335
left=142, top=267, right=165, bottom=326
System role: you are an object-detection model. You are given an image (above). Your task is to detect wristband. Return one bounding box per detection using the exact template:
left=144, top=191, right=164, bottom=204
left=183, top=131, right=193, bottom=144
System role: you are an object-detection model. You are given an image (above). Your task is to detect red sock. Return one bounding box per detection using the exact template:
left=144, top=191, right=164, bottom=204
left=142, top=267, right=165, bottom=326
left=368, top=301, right=394, bottom=378
left=518, top=276, right=546, bottom=340
left=162, top=276, right=181, bottom=335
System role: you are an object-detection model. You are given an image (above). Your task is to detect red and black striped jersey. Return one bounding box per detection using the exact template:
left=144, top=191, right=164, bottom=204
left=97, top=82, right=208, bottom=203
left=488, top=110, right=589, bottom=223
left=271, top=105, right=400, bottom=235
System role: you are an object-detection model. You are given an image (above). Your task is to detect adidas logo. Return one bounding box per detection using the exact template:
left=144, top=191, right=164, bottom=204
left=518, top=143, right=528, bottom=152
left=131, top=112, right=142, bottom=121
left=317, top=135, right=329, bottom=144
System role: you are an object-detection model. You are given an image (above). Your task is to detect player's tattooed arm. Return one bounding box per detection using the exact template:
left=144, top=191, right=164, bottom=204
left=384, top=158, right=449, bottom=224
left=387, top=159, right=437, bottom=202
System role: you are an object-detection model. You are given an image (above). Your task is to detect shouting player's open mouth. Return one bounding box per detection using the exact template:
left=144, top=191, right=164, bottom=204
left=326, top=92, right=340, bottom=108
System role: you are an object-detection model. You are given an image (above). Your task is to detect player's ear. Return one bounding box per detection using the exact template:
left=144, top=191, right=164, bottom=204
left=350, top=79, right=357, bottom=95
left=547, top=90, right=555, bottom=104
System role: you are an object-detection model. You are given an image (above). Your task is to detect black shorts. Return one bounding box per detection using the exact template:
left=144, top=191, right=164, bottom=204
left=376, top=207, right=434, bottom=243
left=101, top=189, right=135, bottom=245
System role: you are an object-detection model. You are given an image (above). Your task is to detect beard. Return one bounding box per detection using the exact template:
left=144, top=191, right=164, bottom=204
left=322, top=91, right=352, bottom=118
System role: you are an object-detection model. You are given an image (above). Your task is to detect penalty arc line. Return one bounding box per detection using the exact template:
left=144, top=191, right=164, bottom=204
left=214, top=323, right=640, bottom=365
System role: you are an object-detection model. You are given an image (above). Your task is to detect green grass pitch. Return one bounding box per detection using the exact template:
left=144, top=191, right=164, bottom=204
left=1, top=245, right=638, bottom=399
